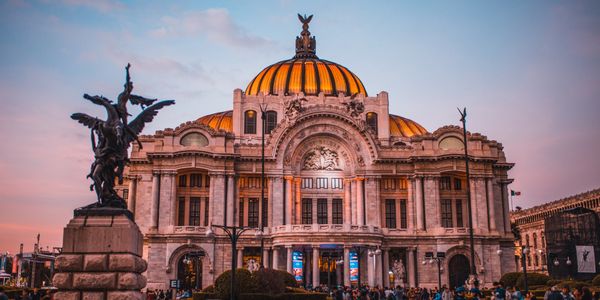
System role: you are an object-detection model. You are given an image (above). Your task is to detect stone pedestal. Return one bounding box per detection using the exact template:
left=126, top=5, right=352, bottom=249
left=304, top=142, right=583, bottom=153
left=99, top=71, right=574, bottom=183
left=53, top=209, right=147, bottom=300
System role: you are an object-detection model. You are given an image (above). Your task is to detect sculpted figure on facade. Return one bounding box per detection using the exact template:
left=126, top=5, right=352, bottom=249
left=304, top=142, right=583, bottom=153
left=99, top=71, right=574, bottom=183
left=342, top=95, right=365, bottom=118
left=392, top=259, right=406, bottom=287
left=303, top=146, right=340, bottom=170
left=283, top=96, right=307, bottom=122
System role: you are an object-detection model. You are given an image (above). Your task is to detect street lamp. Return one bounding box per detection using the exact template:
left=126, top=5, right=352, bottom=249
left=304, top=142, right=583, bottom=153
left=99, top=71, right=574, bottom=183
left=423, top=252, right=445, bottom=289
left=458, top=108, right=477, bottom=284
left=521, top=246, right=530, bottom=294
left=206, top=224, right=256, bottom=300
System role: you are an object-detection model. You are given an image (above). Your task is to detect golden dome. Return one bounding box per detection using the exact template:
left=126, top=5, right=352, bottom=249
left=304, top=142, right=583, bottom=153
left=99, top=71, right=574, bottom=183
left=195, top=110, right=427, bottom=138
left=389, top=114, right=428, bottom=138
left=196, top=110, right=233, bottom=132
left=245, top=14, right=367, bottom=97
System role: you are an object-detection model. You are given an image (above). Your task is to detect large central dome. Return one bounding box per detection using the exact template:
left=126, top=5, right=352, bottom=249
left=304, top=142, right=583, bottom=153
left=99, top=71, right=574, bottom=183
left=245, top=14, right=367, bottom=97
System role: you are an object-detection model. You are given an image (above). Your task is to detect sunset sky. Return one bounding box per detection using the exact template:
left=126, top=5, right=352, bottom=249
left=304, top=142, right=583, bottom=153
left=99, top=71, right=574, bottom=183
left=1, top=0, right=599, bottom=254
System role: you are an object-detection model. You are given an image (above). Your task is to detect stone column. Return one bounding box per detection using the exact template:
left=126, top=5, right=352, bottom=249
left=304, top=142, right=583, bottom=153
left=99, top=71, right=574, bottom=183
left=375, top=251, right=383, bottom=287
left=344, top=179, right=352, bottom=225
left=237, top=247, right=244, bottom=269
left=415, top=177, right=424, bottom=231
left=268, top=177, right=274, bottom=227
left=272, top=247, right=280, bottom=270
left=150, top=172, right=160, bottom=230
left=469, top=178, right=479, bottom=231
left=501, top=182, right=511, bottom=234
left=53, top=212, right=147, bottom=299
left=343, top=247, right=351, bottom=287
left=356, top=178, right=364, bottom=226
left=286, top=246, right=293, bottom=274
left=367, top=251, right=375, bottom=287
left=352, top=180, right=358, bottom=225
left=226, top=175, right=235, bottom=226
left=127, top=176, right=137, bottom=216
left=312, top=246, right=320, bottom=287
left=407, top=248, right=416, bottom=287
left=487, top=178, right=497, bottom=232
left=423, top=177, right=440, bottom=229
left=272, top=177, right=284, bottom=226
left=285, top=177, right=293, bottom=225
left=407, top=178, right=414, bottom=231
left=383, top=249, right=390, bottom=288
left=295, top=178, right=302, bottom=224
left=263, top=248, right=270, bottom=268
left=169, top=172, right=177, bottom=227
left=207, top=174, right=214, bottom=225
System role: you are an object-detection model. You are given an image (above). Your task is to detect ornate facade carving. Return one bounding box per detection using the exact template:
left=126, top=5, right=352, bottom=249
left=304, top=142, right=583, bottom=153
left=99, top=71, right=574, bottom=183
left=302, top=146, right=341, bottom=170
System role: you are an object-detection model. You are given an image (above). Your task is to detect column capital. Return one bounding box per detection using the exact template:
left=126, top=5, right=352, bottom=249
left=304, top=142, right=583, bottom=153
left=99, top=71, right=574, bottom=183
left=293, top=178, right=302, bottom=183
left=126, top=174, right=141, bottom=180
left=285, top=245, right=293, bottom=249
left=162, top=171, right=177, bottom=176
left=284, top=176, right=294, bottom=181
left=152, top=170, right=161, bottom=176
left=312, top=245, right=320, bottom=250
left=208, top=172, right=226, bottom=178
left=355, top=177, right=365, bottom=182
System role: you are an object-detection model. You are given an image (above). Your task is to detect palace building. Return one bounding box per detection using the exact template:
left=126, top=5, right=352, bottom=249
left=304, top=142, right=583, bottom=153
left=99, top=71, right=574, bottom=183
left=121, top=16, right=517, bottom=290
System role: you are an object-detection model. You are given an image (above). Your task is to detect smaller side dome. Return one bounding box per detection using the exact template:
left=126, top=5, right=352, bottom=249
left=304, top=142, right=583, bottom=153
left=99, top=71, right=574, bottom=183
left=180, top=132, right=209, bottom=147
left=389, top=114, right=428, bottom=138
left=196, top=110, right=233, bottom=133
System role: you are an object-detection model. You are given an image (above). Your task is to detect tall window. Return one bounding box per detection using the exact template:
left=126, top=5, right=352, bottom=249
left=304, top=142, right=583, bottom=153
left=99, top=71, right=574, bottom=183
left=441, top=199, right=453, bottom=228
left=179, top=175, right=187, bottom=187
left=189, top=197, right=200, bottom=226
left=525, top=234, right=530, bottom=247
left=239, top=199, right=244, bottom=226
left=248, top=198, right=259, bottom=227
left=332, top=199, right=343, bottom=224
left=331, top=178, right=343, bottom=189
left=541, top=232, right=545, bottom=248
left=440, top=177, right=452, bottom=190
left=533, top=233, right=538, bottom=248
left=400, top=199, right=407, bottom=229
left=244, top=110, right=257, bottom=134
left=178, top=197, right=185, bottom=226
left=123, top=189, right=129, bottom=201
left=302, top=198, right=312, bottom=224
left=204, top=197, right=209, bottom=226
left=366, top=112, right=378, bottom=133
left=205, top=175, right=210, bottom=188
left=383, top=178, right=396, bottom=190
left=385, top=199, right=397, bottom=228
left=317, top=198, right=328, bottom=224
left=301, top=178, right=313, bottom=189
left=265, top=111, right=277, bottom=134
left=456, top=200, right=464, bottom=227
left=190, top=174, right=202, bottom=187
left=261, top=198, right=268, bottom=227
left=454, top=178, right=462, bottom=190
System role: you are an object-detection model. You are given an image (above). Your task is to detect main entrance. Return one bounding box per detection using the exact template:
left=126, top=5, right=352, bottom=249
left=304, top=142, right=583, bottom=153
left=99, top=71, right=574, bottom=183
left=448, top=254, right=470, bottom=289
left=177, top=251, right=204, bottom=290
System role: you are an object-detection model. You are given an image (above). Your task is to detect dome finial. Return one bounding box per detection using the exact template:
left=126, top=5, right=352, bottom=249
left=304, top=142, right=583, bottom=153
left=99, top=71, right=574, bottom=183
left=295, top=14, right=317, bottom=58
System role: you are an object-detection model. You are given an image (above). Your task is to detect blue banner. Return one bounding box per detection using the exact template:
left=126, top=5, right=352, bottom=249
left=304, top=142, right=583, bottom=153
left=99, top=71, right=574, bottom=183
left=349, top=251, right=359, bottom=283
left=292, top=251, right=304, bottom=282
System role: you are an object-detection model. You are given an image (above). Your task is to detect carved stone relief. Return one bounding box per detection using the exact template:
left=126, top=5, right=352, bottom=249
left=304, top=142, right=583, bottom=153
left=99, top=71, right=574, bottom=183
left=302, top=146, right=341, bottom=170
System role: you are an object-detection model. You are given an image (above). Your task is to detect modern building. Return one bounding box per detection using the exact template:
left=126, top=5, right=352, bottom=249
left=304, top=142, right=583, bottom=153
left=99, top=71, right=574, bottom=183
left=510, top=188, right=600, bottom=274
left=121, top=16, right=517, bottom=290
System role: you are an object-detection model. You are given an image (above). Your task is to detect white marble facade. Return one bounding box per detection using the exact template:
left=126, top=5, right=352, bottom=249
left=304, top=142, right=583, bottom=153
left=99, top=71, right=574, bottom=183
left=120, top=19, right=516, bottom=291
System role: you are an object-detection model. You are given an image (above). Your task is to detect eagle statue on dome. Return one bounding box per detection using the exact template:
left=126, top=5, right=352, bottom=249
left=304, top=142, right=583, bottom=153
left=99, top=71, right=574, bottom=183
left=71, top=64, right=174, bottom=209
left=295, top=14, right=317, bottom=58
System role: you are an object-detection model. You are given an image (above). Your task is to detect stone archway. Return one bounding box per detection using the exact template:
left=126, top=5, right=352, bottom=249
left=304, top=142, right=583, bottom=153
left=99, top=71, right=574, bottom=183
left=448, top=254, right=470, bottom=289
left=167, top=244, right=211, bottom=289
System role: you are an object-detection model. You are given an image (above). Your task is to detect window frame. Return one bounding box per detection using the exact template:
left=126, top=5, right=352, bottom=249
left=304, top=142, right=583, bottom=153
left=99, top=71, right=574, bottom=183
left=244, top=110, right=257, bottom=134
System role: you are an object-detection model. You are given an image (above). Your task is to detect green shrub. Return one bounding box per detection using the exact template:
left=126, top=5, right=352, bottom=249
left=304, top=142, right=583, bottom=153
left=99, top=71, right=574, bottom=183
left=275, top=270, right=299, bottom=288
left=516, top=273, right=550, bottom=290
left=192, top=293, right=217, bottom=300
left=254, top=269, right=286, bottom=295
left=592, top=274, right=600, bottom=287
left=214, top=268, right=258, bottom=300
left=547, top=279, right=562, bottom=287
left=500, top=272, right=523, bottom=287
left=557, top=280, right=588, bottom=290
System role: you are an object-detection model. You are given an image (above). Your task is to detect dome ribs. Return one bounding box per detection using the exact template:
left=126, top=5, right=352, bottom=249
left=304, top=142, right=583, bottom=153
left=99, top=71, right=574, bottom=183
left=313, top=60, right=321, bottom=95
left=268, top=61, right=285, bottom=95
left=300, top=58, right=306, bottom=95
left=323, top=61, right=338, bottom=95
left=283, top=58, right=298, bottom=96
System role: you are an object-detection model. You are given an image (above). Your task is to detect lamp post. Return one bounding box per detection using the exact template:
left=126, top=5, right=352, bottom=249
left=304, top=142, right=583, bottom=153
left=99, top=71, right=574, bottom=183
left=521, top=246, right=529, bottom=294
left=423, top=252, right=445, bottom=289
left=206, top=224, right=256, bottom=300
left=458, top=108, right=477, bottom=283
left=259, top=103, right=267, bottom=268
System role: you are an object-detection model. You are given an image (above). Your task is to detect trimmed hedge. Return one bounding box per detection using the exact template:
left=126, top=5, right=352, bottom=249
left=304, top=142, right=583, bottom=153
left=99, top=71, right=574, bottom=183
left=515, top=273, right=550, bottom=290
left=276, top=270, right=299, bottom=288
left=214, top=268, right=258, bottom=299
left=193, top=292, right=327, bottom=300
left=500, top=272, right=522, bottom=287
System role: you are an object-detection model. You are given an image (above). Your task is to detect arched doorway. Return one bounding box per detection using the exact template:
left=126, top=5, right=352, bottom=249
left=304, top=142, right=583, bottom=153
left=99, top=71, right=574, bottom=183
left=177, top=251, right=204, bottom=290
left=448, top=254, right=470, bottom=289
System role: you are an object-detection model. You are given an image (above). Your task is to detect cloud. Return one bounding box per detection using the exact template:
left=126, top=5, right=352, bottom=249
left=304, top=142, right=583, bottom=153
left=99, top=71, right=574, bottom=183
left=51, top=0, right=125, bottom=13
left=150, top=8, right=271, bottom=48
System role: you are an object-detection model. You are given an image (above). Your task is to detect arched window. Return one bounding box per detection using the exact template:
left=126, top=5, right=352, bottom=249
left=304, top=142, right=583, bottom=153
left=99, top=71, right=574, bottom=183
left=533, top=232, right=538, bottom=248
left=366, top=112, right=378, bottom=133
left=439, top=136, right=464, bottom=150
left=180, top=132, right=209, bottom=147
left=244, top=110, right=257, bottom=134
left=525, top=234, right=530, bottom=246
left=264, top=110, right=277, bottom=134
left=541, top=231, right=545, bottom=248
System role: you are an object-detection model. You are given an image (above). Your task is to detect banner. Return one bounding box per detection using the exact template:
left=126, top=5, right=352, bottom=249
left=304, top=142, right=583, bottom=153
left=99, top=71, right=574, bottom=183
left=292, top=251, right=304, bottom=282
left=576, top=245, right=596, bottom=273
left=349, top=251, right=359, bottom=283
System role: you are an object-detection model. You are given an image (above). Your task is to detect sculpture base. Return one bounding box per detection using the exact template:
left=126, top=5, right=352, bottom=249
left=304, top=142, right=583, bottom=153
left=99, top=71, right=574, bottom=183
left=74, top=206, right=134, bottom=221
left=53, top=213, right=147, bottom=300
